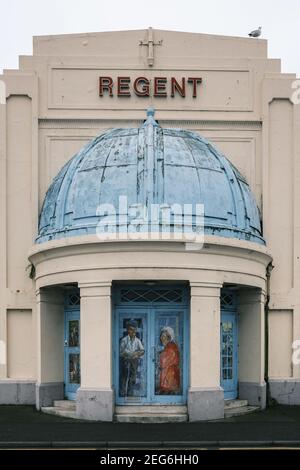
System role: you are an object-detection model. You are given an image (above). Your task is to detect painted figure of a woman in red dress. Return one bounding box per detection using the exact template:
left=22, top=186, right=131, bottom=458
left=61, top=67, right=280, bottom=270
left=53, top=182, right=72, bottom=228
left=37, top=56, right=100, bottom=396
left=159, top=326, right=180, bottom=394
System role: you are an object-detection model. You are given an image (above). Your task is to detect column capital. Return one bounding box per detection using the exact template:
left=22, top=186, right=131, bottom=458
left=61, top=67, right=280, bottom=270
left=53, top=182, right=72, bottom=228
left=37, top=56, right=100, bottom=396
left=190, top=282, right=222, bottom=298
left=238, top=287, right=266, bottom=305
left=35, top=287, right=64, bottom=305
left=79, top=281, right=112, bottom=298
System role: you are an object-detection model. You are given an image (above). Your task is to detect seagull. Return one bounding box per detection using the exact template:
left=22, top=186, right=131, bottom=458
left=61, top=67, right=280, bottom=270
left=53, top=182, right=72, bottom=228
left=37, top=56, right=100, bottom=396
left=248, top=26, right=262, bottom=38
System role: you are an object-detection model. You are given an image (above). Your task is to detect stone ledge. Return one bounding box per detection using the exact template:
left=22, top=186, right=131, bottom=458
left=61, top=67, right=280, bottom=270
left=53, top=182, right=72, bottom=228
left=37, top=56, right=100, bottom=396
left=269, top=379, right=300, bottom=405
left=188, top=387, right=224, bottom=421
left=0, top=380, right=36, bottom=405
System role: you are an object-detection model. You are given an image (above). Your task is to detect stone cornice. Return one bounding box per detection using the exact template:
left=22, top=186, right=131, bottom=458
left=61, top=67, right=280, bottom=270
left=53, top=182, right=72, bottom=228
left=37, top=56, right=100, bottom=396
left=38, top=118, right=262, bottom=130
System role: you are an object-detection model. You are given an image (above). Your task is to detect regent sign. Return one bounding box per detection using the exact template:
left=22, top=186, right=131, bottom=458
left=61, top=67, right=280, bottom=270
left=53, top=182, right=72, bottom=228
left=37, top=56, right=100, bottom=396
left=99, top=76, right=202, bottom=98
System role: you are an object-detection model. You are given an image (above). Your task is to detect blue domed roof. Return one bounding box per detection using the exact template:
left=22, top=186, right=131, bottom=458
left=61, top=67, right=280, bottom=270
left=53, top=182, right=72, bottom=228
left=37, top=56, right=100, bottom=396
left=37, top=109, right=264, bottom=245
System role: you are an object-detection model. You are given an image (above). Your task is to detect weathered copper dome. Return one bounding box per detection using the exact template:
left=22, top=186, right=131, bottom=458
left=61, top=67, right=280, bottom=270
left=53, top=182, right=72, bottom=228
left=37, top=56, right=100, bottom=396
left=37, top=108, right=264, bottom=244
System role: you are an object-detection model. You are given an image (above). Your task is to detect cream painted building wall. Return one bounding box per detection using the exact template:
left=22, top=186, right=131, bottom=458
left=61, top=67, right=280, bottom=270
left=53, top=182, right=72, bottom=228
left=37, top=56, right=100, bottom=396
left=0, top=28, right=300, bottom=411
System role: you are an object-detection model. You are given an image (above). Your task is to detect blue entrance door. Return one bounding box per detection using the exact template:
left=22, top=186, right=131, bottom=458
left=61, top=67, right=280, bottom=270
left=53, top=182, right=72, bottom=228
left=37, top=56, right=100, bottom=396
left=64, top=309, right=80, bottom=400
left=115, top=308, right=187, bottom=405
left=153, top=309, right=186, bottom=404
left=114, top=285, right=189, bottom=406
left=221, top=310, right=238, bottom=399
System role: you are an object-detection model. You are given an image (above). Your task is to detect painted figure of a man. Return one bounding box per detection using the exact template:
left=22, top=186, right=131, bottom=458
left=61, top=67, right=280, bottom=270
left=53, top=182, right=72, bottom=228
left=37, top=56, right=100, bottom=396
left=120, top=320, right=145, bottom=396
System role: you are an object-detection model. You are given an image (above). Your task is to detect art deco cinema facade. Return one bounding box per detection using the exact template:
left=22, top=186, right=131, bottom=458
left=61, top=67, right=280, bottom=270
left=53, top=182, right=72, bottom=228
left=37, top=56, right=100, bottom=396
left=0, top=28, right=299, bottom=422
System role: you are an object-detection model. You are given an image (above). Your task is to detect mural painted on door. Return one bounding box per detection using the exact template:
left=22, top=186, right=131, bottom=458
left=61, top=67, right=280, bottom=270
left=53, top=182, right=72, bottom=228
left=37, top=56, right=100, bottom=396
left=119, top=316, right=147, bottom=398
left=155, top=313, right=182, bottom=396
left=114, top=285, right=189, bottom=405
left=64, top=291, right=81, bottom=400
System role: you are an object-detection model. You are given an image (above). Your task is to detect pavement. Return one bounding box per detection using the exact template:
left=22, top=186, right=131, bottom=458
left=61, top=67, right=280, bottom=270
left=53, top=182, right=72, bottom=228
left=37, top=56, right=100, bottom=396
left=0, top=404, right=300, bottom=448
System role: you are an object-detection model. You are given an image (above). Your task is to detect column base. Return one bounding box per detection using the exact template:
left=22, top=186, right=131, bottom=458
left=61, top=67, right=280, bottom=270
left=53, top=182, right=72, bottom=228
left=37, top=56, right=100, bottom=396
left=0, top=380, right=36, bottom=404
left=188, top=387, right=224, bottom=421
left=269, top=379, right=300, bottom=405
left=36, top=382, right=64, bottom=409
left=76, top=388, right=114, bottom=421
left=239, top=381, right=266, bottom=409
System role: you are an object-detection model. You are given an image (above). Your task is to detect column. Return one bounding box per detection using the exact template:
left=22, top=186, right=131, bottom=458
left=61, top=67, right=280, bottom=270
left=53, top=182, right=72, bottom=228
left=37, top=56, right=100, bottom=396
left=36, top=288, right=64, bottom=409
left=188, top=282, right=224, bottom=421
left=238, top=288, right=266, bottom=408
left=0, top=88, right=7, bottom=381
left=76, top=282, right=113, bottom=421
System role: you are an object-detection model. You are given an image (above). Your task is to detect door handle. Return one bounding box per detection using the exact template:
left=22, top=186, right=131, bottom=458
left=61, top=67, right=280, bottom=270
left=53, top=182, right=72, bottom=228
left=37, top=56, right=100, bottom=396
left=64, top=340, right=68, bottom=347
left=152, top=346, right=156, bottom=363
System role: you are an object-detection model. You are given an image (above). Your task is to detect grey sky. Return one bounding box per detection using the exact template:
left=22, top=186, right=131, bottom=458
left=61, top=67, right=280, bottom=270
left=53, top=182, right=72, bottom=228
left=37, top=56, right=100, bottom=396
left=1, top=0, right=299, bottom=75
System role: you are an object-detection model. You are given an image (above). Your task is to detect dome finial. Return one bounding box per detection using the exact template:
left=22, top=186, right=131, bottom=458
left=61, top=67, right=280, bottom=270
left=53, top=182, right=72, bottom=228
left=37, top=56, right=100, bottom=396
left=147, top=107, right=155, bottom=117
left=143, top=107, right=158, bottom=127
